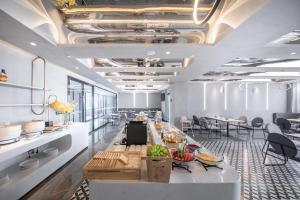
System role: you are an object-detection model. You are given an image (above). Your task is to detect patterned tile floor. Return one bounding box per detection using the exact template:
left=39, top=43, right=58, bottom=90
left=71, top=132, right=300, bottom=200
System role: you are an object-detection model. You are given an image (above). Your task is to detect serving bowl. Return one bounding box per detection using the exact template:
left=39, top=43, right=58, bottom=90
left=0, top=124, right=22, bottom=144
left=19, top=158, right=39, bottom=169
left=22, top=120, right=45, bottom=134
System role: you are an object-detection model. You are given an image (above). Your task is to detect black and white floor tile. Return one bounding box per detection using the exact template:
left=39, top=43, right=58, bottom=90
left=71, top=139, right=300, bottom=200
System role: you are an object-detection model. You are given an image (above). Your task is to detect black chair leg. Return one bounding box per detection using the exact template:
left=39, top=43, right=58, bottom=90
left=262, top=144, right=269, bottom=165
left=261, top=140, right=267, bottom=153
left=263, top=144, right=288, bottom=166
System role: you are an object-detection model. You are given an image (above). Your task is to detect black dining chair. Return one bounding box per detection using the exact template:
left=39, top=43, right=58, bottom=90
left=263, top=132, right=300, bottom=166
left=276, top=118, right=293, bottom=134
left=251, top=117, right=265, bottom=139
left=192, top=115, right=202, bottom=130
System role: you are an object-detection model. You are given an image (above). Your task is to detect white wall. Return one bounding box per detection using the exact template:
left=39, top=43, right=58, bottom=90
left=0, top=41, right=112, bottom=124
left=118, top=92, right=161, bottom=109
left=169, top=82, right=287, bottom=128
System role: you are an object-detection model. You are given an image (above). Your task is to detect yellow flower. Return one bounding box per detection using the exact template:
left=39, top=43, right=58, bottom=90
left=52, top=0, right=76, bottom=7
left=68, top=0, right=76, bottom=6
left=50, top=100, right=76, bottom=113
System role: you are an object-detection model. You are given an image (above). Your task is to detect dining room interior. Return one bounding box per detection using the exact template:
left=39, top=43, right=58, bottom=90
left=1, top=0, right=300, bottom=200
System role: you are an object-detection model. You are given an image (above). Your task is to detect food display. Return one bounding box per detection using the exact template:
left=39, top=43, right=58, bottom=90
left=172, top=150, right=195, bottom=162
left=147, top=144, right=171, bottom=182
left=136, top=114, right=147, bottom=121
left=154, top=122, right=162, bottom=129
left=186, top=144, right=200, bottom=153
left=195, top=152, right=223, bottom=165
left=163, top=132, right=183, bottom=143
left=147, top=144, right=169, bottom=157
left=84, top=151, right=141, bottom=180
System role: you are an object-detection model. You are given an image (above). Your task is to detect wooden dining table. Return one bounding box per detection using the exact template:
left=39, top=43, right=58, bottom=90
left=206, top=116, right=245, bottom=137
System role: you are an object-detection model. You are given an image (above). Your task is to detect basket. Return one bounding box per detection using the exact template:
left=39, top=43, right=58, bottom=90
left=146, top=146, right=172, bottom=183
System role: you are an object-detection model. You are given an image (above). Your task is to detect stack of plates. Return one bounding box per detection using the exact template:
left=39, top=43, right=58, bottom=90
left=19, top=158, right=39, bottom=169
left=43, top=147, right=59, bottom=157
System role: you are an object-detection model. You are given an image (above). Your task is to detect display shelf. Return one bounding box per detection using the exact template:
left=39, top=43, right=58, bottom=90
left=0, top=129, right=68, bottom=163
left=0, top=123, right=89, bottom=200
left=0, top=81, right=50, bottom=91
left=0, top=135, right=71, bottom=191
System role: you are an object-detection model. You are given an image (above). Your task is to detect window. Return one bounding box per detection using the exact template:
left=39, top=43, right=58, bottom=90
left=68, top=76, right=117, bottom=132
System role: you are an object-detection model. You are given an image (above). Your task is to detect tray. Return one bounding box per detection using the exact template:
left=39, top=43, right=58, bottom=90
left=84, top=151, right=141, bottom=180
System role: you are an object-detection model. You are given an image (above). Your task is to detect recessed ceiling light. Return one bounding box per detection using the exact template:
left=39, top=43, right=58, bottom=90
left=250, top=71, right=300, bottom=77
left=30, top=42, right=37, bottom=46
left=241, top=79, right=272, bottom=82
left=290, top=52, right=297, bottom=55
left=166, top=51, right=171, bottom=55
left=147, top=51, right=156, bottom=56
left=75, top=67, right=79, bottom=70
left=67, top=55, right=72, bottom=58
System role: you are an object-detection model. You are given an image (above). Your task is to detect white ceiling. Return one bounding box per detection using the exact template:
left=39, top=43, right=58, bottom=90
left=0, top=0, right=300, bottom=92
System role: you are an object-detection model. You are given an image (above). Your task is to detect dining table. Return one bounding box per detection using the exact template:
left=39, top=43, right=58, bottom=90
left=206, top=116, right=245, bottom=137
left=287, top=118, right=300, bottom=124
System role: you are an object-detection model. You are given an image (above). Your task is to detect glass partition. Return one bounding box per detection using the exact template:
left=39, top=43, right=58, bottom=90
left=68, top=77, right=117, bottom=132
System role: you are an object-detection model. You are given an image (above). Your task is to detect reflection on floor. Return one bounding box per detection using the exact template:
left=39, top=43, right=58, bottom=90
left=22, top=125, right=300, bottom=200
left=21, top=123, right=123, bottom=200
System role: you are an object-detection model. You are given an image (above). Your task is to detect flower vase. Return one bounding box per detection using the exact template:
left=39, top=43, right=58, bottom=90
left=63, top=113, right=70, bottom=125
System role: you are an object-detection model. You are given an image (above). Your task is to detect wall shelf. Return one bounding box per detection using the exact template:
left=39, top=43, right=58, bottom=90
left=0, top=81, right=50, bottom=91
left=0, top=104, right=48, bottom=107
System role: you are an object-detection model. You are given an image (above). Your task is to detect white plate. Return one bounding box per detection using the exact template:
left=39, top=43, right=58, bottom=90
left=0, top=172, right=9, bottom=186
left=23, top=132, right=42, bottom=140
left=19, top=158, right=39, bottom=169
left=43, top=147, right=59, bottom=157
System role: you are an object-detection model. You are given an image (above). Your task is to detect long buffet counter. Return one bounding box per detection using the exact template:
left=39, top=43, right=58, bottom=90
left=87, top=121, right=241, bottom=200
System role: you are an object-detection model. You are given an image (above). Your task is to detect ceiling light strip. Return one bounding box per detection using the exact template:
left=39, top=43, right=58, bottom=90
left=203, top=82, right=207, bottom=111
left=61, top=5, right=212, bottom=14
left=193, top=0, right=221, bottom=25
left=146, top=93, right=149, bottom=108
left=266, top=83, right=269, bottom=110
left=224, top=82, right=228, bottom=111
left=245, top=83, right=248, bottom=111
left=66, top=19, right=195, bottom=25
left=133, top=92, right=136, bottom=107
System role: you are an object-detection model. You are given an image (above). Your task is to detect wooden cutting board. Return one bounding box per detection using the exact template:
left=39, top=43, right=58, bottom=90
left=83, top=151, right=141, bottom=180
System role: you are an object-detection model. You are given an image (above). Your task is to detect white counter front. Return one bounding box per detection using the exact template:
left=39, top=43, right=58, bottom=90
left=89, top=122, right=241, bottom=200
left=0, top=123, right=89, bottom=200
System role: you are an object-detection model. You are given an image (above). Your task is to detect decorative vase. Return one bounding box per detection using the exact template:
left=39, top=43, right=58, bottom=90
left=63, top=113, right=70, bottom=125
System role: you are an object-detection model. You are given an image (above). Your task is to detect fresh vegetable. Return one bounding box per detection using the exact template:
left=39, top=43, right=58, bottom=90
left=148, top=144, right=168, bottom=157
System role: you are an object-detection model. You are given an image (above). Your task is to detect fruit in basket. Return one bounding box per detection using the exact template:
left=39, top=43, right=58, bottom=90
left=147, top=144, right=168, bottom=157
